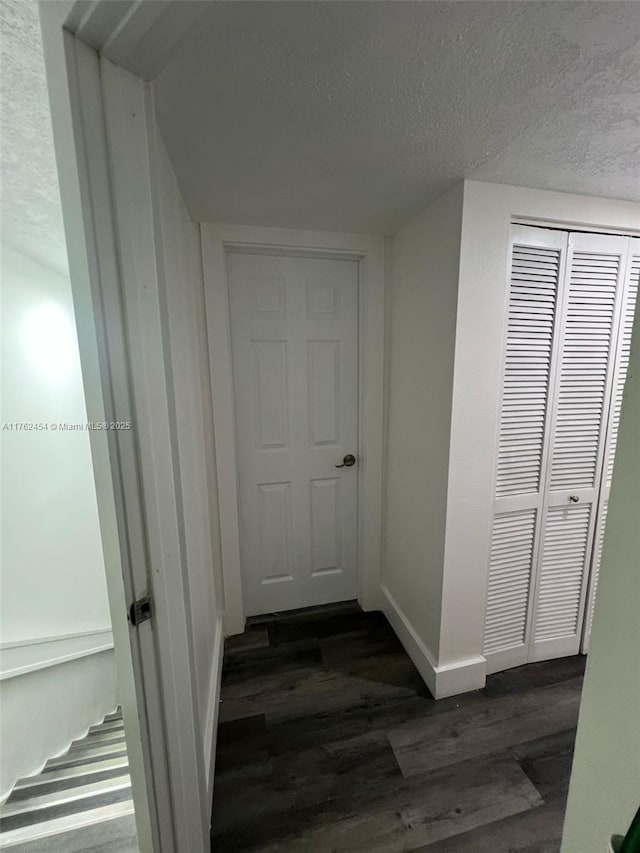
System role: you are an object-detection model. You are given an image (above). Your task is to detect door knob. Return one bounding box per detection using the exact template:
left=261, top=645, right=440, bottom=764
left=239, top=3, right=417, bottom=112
left=569, top=495, right=580, bottom=503
left=335, top=454, right=356, bottom=468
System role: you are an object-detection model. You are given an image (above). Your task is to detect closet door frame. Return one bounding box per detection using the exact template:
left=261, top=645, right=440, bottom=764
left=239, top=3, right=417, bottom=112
left=486, top=226, right=636, bottom=673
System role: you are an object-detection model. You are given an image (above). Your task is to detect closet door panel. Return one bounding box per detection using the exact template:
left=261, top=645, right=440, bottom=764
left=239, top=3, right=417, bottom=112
left=484, top=508, right=538, bottom=673
left=548, top=237, right=624, bottom=493
left=582, top=240, right=640, bottom=652
left=531, top=502, right=593, bottom=661
left=531, top=233, right=629, bottom=660
left=495, top=238, right=564, bottom=501
left=484, top=226, right=567, bottom=671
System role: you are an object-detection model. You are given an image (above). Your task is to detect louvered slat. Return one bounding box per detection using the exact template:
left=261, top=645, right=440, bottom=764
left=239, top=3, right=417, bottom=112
left=534, top=505, right=591, bottom=642
left=496, top=245, right=560, bottom=498
left=483, top=509, right=536, bottom=655
left=549, top=252, right=620, bottom=490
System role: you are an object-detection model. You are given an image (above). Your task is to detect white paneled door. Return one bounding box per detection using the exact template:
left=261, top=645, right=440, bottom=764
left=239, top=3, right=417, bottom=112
left=484, top=227, right=639, bottom=673
left=228, top=252, right=359, bottom=616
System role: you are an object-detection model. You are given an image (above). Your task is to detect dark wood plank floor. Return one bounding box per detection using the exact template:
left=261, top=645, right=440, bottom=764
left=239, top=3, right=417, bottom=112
left=211, top=603, right=585, bottom=853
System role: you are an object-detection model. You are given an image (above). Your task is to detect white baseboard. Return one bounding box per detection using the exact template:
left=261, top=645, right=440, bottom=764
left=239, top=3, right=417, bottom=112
left=435, top=654, right=487, bottom=697
left=380, top=584, right=487, bottom=699
left=223, top=610, right=245, bottom=638
left=204, top=613, right=225, bottom=808
left=359, top=586, right=384, bottom=613
left=380, top=583, right=439, bottom=696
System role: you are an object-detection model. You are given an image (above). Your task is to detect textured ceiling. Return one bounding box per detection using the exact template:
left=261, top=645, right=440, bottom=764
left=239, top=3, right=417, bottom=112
left=154, top=1, right=640, bottom=235
left=1, top=1, right=638, bottom=260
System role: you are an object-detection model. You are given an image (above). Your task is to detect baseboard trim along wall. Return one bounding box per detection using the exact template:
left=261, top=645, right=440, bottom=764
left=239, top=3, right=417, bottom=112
left=380, top=584, right=487, bottom=698
left=435, top=654, right=487, bottom=698
left=380, top=584, right=439, bottom=696
left=204, top=614, right=225, bottom=809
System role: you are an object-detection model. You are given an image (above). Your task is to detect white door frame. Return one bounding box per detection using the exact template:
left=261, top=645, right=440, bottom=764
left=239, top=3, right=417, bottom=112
left=201, top=225, right=386, bottom=635
left=40, top=7, right=212, bottom=852
left=39, top=18, right=165, bottom=853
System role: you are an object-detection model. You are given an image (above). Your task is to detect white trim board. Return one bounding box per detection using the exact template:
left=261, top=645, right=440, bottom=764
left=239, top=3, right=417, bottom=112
left=0, top=628, right=112, bottom=650
left=201, top=224, right=386, bottom=634
left=512, top=216, right=640, bottom=238
left=204, top=614, right=225, bottom=809
left=64, top=0, right=209, bottom=82
left=41, top=8, right=225, bottom=853
left=0, top=631, right=114, bottom=680
left=38, top=15, right=166, bottom=853
left=380, top=584, right=486, bottom=700
left=39, top=13, right=216, bottom=850
left=100, top=59, right=213, bottom=853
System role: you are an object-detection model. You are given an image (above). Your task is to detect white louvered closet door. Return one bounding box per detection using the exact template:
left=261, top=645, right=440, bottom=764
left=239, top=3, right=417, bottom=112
left=581, top=239, right=640, bottom=653
left=528, top=232, right=630, bottom=662
left=484, top=228, right=638, bottom=674
left=483, top=226, right=568, bottom=673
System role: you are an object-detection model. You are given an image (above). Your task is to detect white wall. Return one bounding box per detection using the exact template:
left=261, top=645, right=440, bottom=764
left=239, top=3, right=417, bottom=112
left=439, top=181, right=640, bottom=695
left=0, top=243, right=116, bottom=797
left=561, top=271, right=640, bottom=851
left=381, top=183, right=463, bottom=696
left=152, top=129, right=224, bottom=774
left=0, top=244, right=111, bottom=641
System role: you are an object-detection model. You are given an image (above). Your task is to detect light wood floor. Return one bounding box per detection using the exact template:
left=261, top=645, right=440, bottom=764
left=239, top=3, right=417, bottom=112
left=212, top=602, right=585, bottom=852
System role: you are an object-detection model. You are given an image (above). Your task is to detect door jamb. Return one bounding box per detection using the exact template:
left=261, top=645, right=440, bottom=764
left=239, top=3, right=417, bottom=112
left=201, top=225, right=385, bottom=634
left=38, top=16, right=168, bottom=852
left=40, top=10, right=212, bottom=852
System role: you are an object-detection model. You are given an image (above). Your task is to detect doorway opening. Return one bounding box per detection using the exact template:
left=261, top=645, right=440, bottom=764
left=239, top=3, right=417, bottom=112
left=0, top=3, right=141, bottom=850
left=202, top=227, right=385, bottom=634
left=0, top=240, right=139, bottom=853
